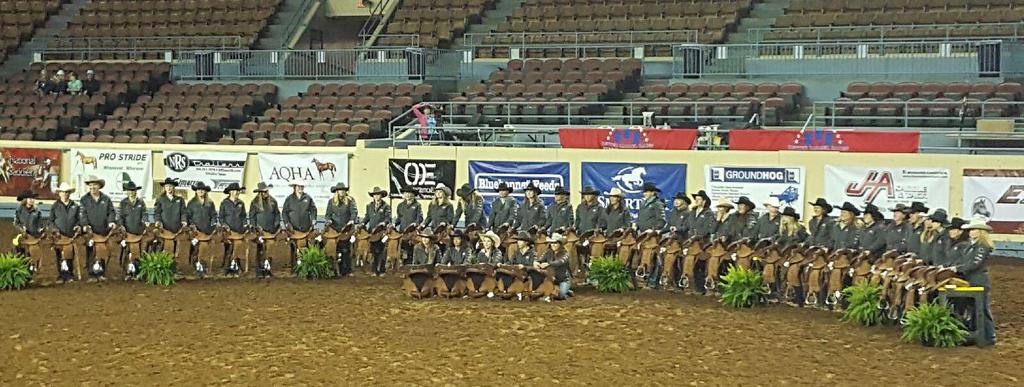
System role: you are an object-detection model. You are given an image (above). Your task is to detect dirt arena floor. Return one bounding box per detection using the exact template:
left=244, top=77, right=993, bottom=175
left=2, top=258, right=1023, bottom=386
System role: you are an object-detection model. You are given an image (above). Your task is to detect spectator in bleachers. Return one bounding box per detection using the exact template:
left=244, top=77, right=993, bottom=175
left=35, top=70, right=51, bottom=96
left=66, top=72, right=82, bottom=95
left=412, top=103, right=442, bottom=142
left=82, top=70, right=100, bottom=96
left=50, top=70, right=67, bottom=95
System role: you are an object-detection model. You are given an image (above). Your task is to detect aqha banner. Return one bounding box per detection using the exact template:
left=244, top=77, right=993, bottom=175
left=0, top=148, right=60, bottom=199
left=824, top=166, right=949, bottom=212
left=257, top=153, right=350, bottom=204
left=69, top=148, right=152, bottom=202
left=705, top=166, right=805, bottom=209
left=469, top=161, right=570, bottom=214
left=581, top=162, right=687, bottom=219
left=963, top=169, right=1024, bottom=234
left=162, top=151, right=247, bottom=192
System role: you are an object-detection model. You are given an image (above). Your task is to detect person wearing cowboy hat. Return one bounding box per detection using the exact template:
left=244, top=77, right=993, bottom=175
left=364, top=186, right=392, bottom=275
left=489, top=182, right=518, bottom=229
left=602, top=188, right=631, bottom=231
left=664, top=192, right=692, bottom=238
left=454, top=183, right=487, bottom=229
left=546, top=185, right=573, bottom=232
left=218, top=183, right=247, bottom=234
left=904, top=201, right=930, bottom=255
left=474, top=230, right=504, bottom=264
left=918, top=209, right=953, bottom=265
left=426, top=183, right=455, bottom=229
left=857, top=203, right=887, bottom=256
left=720, top=196, right=757, bottom=243
left=514, top=182, right=548, bottom=231
left=831, top=202, right=862, bottom=250
left=395, top=185, right=423, bottom=230
left=953, top=216, right=997, bottom=346
left=282, top=179, right=316, bottom=233
left=155, top=178, right=188, bottom=233
left=637, top=183, right=666, bottom=233
left=325, top=182, right=358, bottom=275
left=507, top=231, right=536, bottom=266
left=411, top=228, right=439, bottom=265
left=249, top=182, right=281, bottom=234
left=885, top=203, right=913, bottom=254
left=755, top=197, right=783, bottom=240
left=50, top=182, right=81, bottom=238
left=776, top=206, right=807, bottom=248
left=79, top=175, right=116, bottom=237
left=15, top=190, right=43, bottom=238
left=118, top=181, right=148, bottom=237
left=439, top=229, right=472, bottom=265
left=711, top=198, right=733, bottom=239
left=535, top=233, right=572, bottom=301
left=575, top=186, right=603, bottom=233
left=186, top=182, right=218, bottom=236
left=938, top=217, right=969, bottom=267
left=689, top=190, right=716, bottom=239
left=807, top=198, right=835, bottom=248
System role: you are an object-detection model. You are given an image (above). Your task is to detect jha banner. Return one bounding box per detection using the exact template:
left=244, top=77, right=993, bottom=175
left=162, top=151, right=247, bottom=192
left=388, top=159, right=456, bottom=198
left=582, top=162, right=687, bottom=219
left=0, top=148, right=60, bottom=199
left=469, top=161, right=570, bottom=214
left=559, top=128, right=698, bottom=150
left=824, top=166, right=949, bottom=212
left=704, top=166, right=805, bottom=209
left=70, top=148, right=152, bottom=202
left=257, top=153, right=349, bottom=205
left=963, top=169, right=1024, bottom=234
left=729, top=128, right=920, bottom=153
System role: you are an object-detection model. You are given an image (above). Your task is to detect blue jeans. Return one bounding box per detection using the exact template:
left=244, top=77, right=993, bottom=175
left=557, top=281, right=571, bottom=300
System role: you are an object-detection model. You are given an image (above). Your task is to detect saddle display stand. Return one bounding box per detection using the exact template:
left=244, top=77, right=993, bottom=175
left=525, top=266, right=558, bottom=300
left=157, top=227, right=192, bottom=275
left=802, top=248, right=830, bottom=309
left=658, top=236, right=683, bottom=289
left=464, top=264, right=496, bottom=298
left=52, top=231, right=85, bottom=281
left=703, top=239, right=729, bottom=293
left=494, top=264, right=527, bottom=300
left=758, top=242, right=785, bottom=302
left=679, top=237, right=708, bottom=293
left=586, top=230, right=608, bottom=263
left=434, top=265, right=467, bottom=298
left=782, top=246, right=809, bottom=305
left=194, top=227, right=227, bottom=277
left=634, top=231, right=661, bottom=283
left=401, top=264, right=435, bottom=299
left=937, top=286, right=992, bottom=347
left=289, top=229, right=319, bottom=274
left=18, top=231, right=56, bottom=284
left=225, top=230, right=255, bottom=276
left=613, top=229, right=637, bottom=267
left=532, top=228, right=549, bottom=258
left=849, top=251, right=875, bottom=286
left=353, top=226, right=373, bottom=272
left=86, top=228, right=125, bottom=279
left=728, top=239, right=755, bottom=271
left=123, top=224, right=159, bottom=278
left=261, top=230, right=292, bottom=277
left=384, top=226, right=408, bottom=272
left=563, top=228, right=585, bottom=282
left=825, top=249, right=854, bottom=310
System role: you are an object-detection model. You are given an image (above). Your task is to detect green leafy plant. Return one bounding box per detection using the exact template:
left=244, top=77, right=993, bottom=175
left=841, top=282, right=884, bottom=326
left=0, top=252, right=32, bottom=291
left=138, top=251, right=176, bottom=286
left=588, top=256, right=631, bottom=293
left=295, top=247, right=333, bottom=280
left=719, top=265, right=768, bottom=308
left=901, top=301, right=968, bottom=348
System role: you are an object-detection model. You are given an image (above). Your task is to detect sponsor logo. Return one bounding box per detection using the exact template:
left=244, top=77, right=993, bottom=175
left=770, top=186, right=800, bottom=206
left=997, top=185, right=1024, bottom=204
left=164, top=152, right=190, bottom=173
left=709, top=167, right=800, bottom=183
left=610, top=166, right=647, bottom=193
left=972, top=196, right=994, bottom=218
left=788, top=128, right=849, bottom=151
left=398, top=161, right=438, bottom=186
left=475, top=173, right=564, bottom=195
left=845, top=170, right=894, bottom=203
left=601, top=127, right=654, bottom=149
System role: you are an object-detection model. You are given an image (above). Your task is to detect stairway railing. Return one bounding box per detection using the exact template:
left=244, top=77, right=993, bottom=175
left=358, top=0, right=396, bottom=47
left=278, top=0, right=321, bottom=49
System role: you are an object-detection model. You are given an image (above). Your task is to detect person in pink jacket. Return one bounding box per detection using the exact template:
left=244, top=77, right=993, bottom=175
left=412, top=102, right=439, bottom=141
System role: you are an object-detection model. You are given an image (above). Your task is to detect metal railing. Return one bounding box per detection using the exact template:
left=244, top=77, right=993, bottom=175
left=370, top=34, right=421, bottom=47
left=358, top=0, right=396, bottom=46
left=169, top=48, right=437, bottom=80
left=813, top=99, right=1024, bottom=128
left=747, top=22, right=1024, bottom=44
left=672, top=40, right=1005, bottom=77
left=279, top=0, right=320, bottom=49
left=464, top=30, right=699, bottom=47
left=391, top=125, right=564, bottom=147
left=38, top=36, right=245, bottom=60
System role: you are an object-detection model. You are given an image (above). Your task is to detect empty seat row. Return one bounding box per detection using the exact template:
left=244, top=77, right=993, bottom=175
left=788, top=0, right=1021, bottom=13
left=509, top=1, right=750, bottom=21
left=82, top=118, right=212, bottom=143
left=842, top=82, right=1023, bottom=101
left=304, top=83, right=432, bottom=98
left=279, top=96, right=416, bottom=111
left=636, top=82, right=804, bottom=99
left=259, top=108, right=394, bottom=125
left=63, top=133, right=187, bottom=144
left=775, top=9, right=1024, bottom=28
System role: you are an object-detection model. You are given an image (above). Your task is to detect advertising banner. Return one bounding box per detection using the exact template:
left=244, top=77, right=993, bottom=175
left=824, top=166, right=949, bottom=211
left=257, top=153, right=349, bottom=204
left=729, top=128, right=920, bottom=153
left=581, top=162, right=687, bottom=219
left=0, top=148, right=60, bottom=199
left=963, top=169, right=1024, bottom=234
left=162, top=151, right=247, bottom=192
left=559, top=127, right=698, bottom=150
left=70, top=148, right=152, bottom=202
left=469, top=161, right=570, bottom=214
left=388, top=159, right=456, bottom=198
left=704, top=166, right=805, bottom=208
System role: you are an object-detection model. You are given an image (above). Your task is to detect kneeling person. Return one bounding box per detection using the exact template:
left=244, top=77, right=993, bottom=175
left=534, top=233, right=572, bottom=302
left=436, top=230, right=472, bottom=297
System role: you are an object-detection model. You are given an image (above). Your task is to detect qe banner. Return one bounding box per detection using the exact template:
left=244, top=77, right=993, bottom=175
left=162, top=151, right=247, bottom=193
left=469, top=161, right=570, bottom=214
left=257, top=153, right=349, bottom=204
left=0, top=148, right=60, bottom=199
left=705, top=166, right=805, bottom=209
left=388, top=159, right=456, bottom=198
left=824, top=166, right=949, bottom=212
left=70, top=148, right=152, bottom=202
left=963, top=169, right=1024, bottom=234
left=581, top=162, right=687, bottom=219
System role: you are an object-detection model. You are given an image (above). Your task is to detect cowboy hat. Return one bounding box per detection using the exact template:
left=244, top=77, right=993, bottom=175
left=863, top=203, right=884, bottom=220
left=418, top=228, right=434, bottom=238
left=55, top=182, right=75, bottom=193
left=434, top=183, right=452, bottom=197
left=16, top=190, right=37, bottom=201
left=692, top=190, right=711, bottom=206
left=523, top=183, right=541, bottom=194
left=456, top=183, right=474, bottom=198
left=946, top=217, right=967, bottom=230
left=481, top=230, right=501, bottom=246
left=253, top=182, right=272, bottom=192
left=496, top=182, right=512, bottom=192
left=809, top=198, right=833, bottom=213
left=84, top=175, right=105, bottom=188
left=546, top=233, right=565, bottom=243
left=192, top=182, right=212, bottom=192
left=288, top=179, right=305, bottom=187
left=909, top=201, right=929, bottom=214
left=160, top=177, right=180, bottom=187
left=961, top=216, right=992, bottom=231
left=642, top=183, right=661, bottom=193
left=838, top=201, right=861, bottom=216
left=781, top=206, right=800, bottom=220
left=673, top=192, right=692, bottom=205
left=450, top=229, right=464, bottom=239
left=606, top=188, right=625, bottom=198
left=123, top=181, right=141, bottom=191
left=580, top=186, right=599, bottom=195
left=513, top=231, right=534, bottom=243
left=733, top=196, right=755, bottom=209
left=553, top=185, right=570, bottom=196
left=763, top=197, right=781, bottom=208
left=330, top=183, right=349, bottom=193
left=400, top=185, right=418, bottom=194
left=369, top=186, right=388, bottom=196
left=890, top=203, right=911, bottom=213
left=928, top=209, right=950, bottom=226
left=222, top=182, right=244, bottom=194
left=715, top=197, right=734, bottom=209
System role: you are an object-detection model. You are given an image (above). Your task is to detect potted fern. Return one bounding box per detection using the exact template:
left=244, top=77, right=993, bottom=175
left=0, top=252, right=32, bottom=291
left=901, top=301, right=969, bottom=348
left=138, top=251, right=176, bottom=286
left=719, top=265, right=768, bottom=308
left=588, top=255, right=631, bottom=293
left=294, top=247, right=334, bottom=280
left=840, top=282, right=884, bottom=326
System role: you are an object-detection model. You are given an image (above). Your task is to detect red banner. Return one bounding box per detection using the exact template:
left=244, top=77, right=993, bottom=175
left=559, top=128, right=698, bottom=150
left=0, top=148, right=61, bottom=199
left=728, top=129, right=920, bottom=153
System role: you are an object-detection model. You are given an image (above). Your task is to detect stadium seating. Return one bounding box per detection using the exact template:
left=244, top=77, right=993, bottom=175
left=379, top=0, right=494, bottom=48
left=630, top=82, right=804, bottom=125
left=827, top=81, right=1024, bottom=127
left=0, top=1, right=65, bottom=64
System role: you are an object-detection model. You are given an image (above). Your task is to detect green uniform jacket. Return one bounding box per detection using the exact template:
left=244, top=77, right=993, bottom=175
left=412, top=244, right=439, bottom=265
left=473, top=248, right=503, bottom=264
left=754, top=213, right=781, bottom=240
left=50, top=199, right=81, bottom=237
left=664, top=207, right=691, bottom=238
left=454, top=198, right=487, bottom=228
left=394, top=199, right=423, bottom=229
left=574, top=201, right=603, bottom=233
left=807, top=215, right=834, bottom=247
left=831, top=222, right=861, bottom=250
left=546, top=201, right=574, bottom=231
left=489, top=196, right=518, bottom=229
left=515, top=199, right=547, bottom=230
left=719, top=212, right=757, bottom=242
left=439, top=245, right=473, bottom=265
left=689, top=207, right=716, bottom=239
left=118, top=197, right=148, bottom=235
left=218, top=198, right=247, bottom=233
left=16, top=205, right=44, bottom=236
left=507, top=248, right=536, bottom=265
left=636, top=196, right=666, bottom=232
left=282, top=193, right=316, bottom=232
left=920, top=234, right=953, bottom=265
left=154, top=194, right=187, bottom=232
left=601, top=206, right=631, bottom=231
left=364, top=200, right=392, bottom=229
left=775, top=228, right=808, bottom=248
left=858, top=221, right=887, bottom=256
left=538, top=249, right=571, bottom=283
left=79, top=193, right=116, bottom=235
left=953, top=241, right=992, bottom=288
left=248, top=197, right=281, bottom=233
left=426, top=201, right=455, bottom=228
left=187, top=198, right=218, bottom=234
left=325, top=197, right=358, bottom=232
left=904, top=223, right=926, bottom=256
left=885, top=221, right=912, bottom=253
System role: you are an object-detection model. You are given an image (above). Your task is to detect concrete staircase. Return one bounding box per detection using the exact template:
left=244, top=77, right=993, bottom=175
left=0, top=0, right=89, bottom=76
left=450, top=0, right=525, bottom=49
left=256, top=0, right=322, bottom=49
left=726, top=0, right=790, bottom=44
